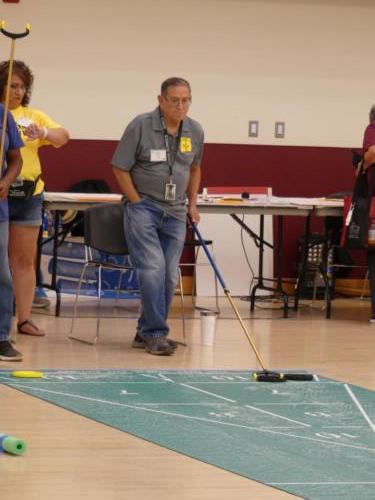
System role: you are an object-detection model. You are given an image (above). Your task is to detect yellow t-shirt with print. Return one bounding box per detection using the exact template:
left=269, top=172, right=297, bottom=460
left=11, top=106, right=62, bottom=195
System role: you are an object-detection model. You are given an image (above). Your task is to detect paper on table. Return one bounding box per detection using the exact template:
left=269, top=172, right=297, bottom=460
left=271, top=196, right=343, bottom=207
left=198, top=195, right=343, bottom=209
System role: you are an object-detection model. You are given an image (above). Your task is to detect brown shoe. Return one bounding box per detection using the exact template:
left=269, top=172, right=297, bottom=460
left=144, top=336, right=175, bottom=356
left=132, top=333, right=178, bottom=350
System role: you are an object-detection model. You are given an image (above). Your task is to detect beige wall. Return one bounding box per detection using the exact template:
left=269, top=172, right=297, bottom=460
left=1, top=0, right=374, bottom=146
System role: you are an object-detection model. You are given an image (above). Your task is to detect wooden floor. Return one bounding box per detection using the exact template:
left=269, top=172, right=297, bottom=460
left=1, top=295, right=375, bottom=500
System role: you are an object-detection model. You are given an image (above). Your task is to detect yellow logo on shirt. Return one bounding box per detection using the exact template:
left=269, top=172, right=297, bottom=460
left=180, top=137, right=192, bottom=153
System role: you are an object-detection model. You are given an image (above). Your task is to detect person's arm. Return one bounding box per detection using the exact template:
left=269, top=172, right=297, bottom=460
left=364, top=145, right=375, bottom=170
left=186, top=163, right=201, bottom=223
left=24, top=124, right=70, bottom=147
left=44, top=127, right=69, bottom=147
left=0, top=149, right=22, bottom=199
left=112, top=167, right=141, bottom=203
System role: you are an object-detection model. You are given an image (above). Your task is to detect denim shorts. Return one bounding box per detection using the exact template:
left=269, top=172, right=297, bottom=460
left=8, top=193, right=43, bottom=227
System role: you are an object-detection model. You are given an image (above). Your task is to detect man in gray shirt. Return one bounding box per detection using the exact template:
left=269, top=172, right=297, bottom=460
left=112, top=77, right=204, bottom=355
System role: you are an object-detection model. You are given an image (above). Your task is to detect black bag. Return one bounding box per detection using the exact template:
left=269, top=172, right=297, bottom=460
left=67, top=179, right=112, bottom=237
left=8, top=175, right=40, bottom=201
left=344, top=165, right=369, bottom=249
left=351, top=149, right=363, bottom=170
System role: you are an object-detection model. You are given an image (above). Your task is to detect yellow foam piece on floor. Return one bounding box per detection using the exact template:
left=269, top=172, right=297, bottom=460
left=11, top=371, right=44, bottom=378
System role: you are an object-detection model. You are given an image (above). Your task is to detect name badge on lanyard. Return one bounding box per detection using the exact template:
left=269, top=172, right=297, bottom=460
left=165, top=182, right=176, bottom=201
left=160, top=110, right=182, bottom=202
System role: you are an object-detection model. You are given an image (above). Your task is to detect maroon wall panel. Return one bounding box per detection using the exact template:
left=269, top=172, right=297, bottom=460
left=40, top=140, right=359, bottom=277
left=202, top=143, right=358, bottom=277
left=40, top=140, right=119, bottom=193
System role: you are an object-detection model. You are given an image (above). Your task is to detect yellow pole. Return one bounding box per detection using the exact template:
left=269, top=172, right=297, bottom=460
left=0, top=38, right=15, bottom=169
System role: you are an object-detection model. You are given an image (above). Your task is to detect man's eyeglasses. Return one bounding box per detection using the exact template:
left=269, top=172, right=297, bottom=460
left=164, top=97, right=192, bottom=108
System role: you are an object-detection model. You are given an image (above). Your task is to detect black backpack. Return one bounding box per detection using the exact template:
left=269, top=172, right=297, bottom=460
left=67, top=179, right=112, bottom=237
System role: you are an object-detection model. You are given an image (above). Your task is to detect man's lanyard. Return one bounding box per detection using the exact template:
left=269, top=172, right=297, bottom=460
left=160, top=111, right=183, bottom=179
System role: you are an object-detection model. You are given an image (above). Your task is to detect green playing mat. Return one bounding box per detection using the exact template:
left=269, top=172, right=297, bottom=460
left=1, top=369, right=374, bottom=499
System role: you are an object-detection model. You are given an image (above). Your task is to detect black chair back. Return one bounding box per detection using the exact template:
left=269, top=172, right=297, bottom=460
left=84, top=203, right=128, bottom=255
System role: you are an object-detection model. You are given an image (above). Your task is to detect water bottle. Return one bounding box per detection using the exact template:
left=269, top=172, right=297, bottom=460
left=42, top=210, right=50, bottom=238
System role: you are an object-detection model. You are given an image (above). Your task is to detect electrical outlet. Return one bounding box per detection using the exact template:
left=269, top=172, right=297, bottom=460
left=275, top=122, right=285, bottom=138
left=248, top=121, right=259, bottom=137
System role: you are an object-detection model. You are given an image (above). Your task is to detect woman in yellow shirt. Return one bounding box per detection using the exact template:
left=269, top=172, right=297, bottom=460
left=0, top=60, right=69, bottom=336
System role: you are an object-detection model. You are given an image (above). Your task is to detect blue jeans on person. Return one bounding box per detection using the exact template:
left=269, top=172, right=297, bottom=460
left=123, top=198, right=186, bottom=339
left=0, top=220, right=13, bottom=341
left=8, top=192, right=43, bottom=226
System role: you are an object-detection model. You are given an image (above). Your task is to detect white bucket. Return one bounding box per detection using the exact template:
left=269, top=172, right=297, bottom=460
left=200, top=310, right=218, bottom=346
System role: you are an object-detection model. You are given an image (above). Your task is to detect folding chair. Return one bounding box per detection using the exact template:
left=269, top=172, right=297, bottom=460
left=69, top=203, right=138, bottom=344
left=322, top=209, right=368, bottom=318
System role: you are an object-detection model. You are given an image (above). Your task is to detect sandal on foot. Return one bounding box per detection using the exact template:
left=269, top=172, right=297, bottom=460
left=17, top=320, right=45, bottom=337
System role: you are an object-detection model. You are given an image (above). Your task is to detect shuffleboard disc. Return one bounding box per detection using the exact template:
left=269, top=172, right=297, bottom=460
left=11, top=371, right=44, bottom=378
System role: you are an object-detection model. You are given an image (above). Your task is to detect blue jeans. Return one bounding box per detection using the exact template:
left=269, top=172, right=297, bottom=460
left=0, top=221, right=13, bottom=341
left=8, top=193, right=43, bottom=226
left=123, top=198, right=186, bottom=339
